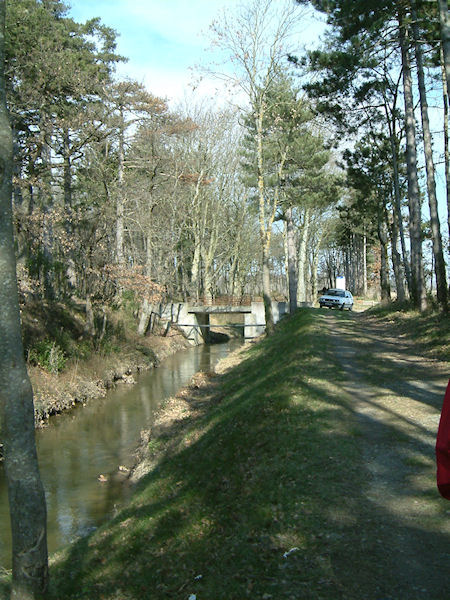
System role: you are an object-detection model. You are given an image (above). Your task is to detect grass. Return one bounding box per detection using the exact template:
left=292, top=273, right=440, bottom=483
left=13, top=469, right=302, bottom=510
left=45, top=310, right=368, bottom=599
left=1, top=306, right=448, bottom=599
left=365, top=301, right=450, bottom=361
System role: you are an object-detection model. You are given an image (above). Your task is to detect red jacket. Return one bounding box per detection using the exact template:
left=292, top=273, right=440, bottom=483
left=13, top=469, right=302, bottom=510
left=436, top=379, right=450, bottom=499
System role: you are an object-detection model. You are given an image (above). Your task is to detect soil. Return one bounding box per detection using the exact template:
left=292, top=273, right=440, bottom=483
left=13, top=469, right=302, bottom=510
left=325, top=310, right=450, bottom=599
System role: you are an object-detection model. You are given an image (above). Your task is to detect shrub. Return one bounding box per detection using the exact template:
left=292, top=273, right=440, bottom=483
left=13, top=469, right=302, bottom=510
left=28, top=340, right=67, bottom=373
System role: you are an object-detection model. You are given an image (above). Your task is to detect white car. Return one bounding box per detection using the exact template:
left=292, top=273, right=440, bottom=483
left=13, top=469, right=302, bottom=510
left=319, top=288, right=353, bottom=311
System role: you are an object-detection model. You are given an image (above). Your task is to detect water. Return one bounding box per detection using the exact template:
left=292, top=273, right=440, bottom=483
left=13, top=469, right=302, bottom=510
left=0, top=340, right=239, bottom=568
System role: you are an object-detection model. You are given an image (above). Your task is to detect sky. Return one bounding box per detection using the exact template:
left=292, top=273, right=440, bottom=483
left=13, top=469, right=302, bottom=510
left=67, top=0, right=327, bottom=108
left=67, top=1, right=448, bottom=229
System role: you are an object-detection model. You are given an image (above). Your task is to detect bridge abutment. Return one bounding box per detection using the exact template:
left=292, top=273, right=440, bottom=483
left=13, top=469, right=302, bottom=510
left=156, top=301, right=287, bottom=344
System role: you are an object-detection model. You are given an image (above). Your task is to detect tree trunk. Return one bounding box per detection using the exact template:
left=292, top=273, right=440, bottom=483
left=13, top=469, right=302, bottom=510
left=203, top=226, right=217, bottom=305
left=262, top=243, right=274, bottom=334
left=438, top=0, right=450, bottom=96
left=377, top=215, right=391, bottom=302
left=296, top=208, right=311, bottom=304
left=191, top=241, right=201, bottom=300
left=63, top=128, right=72, bottom=208
left=310, top=229, right=324, bottom=303
left=203, top=266, right=213, bottom=305
left=256, top=104, right=274, bottom=333
left=138, top=236, right=153, bottom=335
left=138, top=299, right=152, bottom=335
left=412, top=2, right=448, bottom=310
left=0, top=3, right=49, bottom=595
left=386, top=114, right=412, bottom=295
left=389, top=208, right=406, bottom=302
left=398, top=9, right=426, bottom=310
left=441, top=45, right=450, bottom=250
left=116, top=113, right=125, bottom=267
left=63, top=128, right=77, bottom=293
left=38, top=140, right=55, bottom=301
left=189, top=169, right=205, bottom=301
left=285, top=206, right=298, bottom=313
left=85, top=294, right=96, bottom=337
left=362, top=231, right=368, bottom=297
left=229, top=226, right=242, bottom=298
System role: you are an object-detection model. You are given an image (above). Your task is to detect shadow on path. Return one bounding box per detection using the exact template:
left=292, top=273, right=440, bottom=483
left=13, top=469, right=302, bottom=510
left=326, top=310, right=450, bottom=598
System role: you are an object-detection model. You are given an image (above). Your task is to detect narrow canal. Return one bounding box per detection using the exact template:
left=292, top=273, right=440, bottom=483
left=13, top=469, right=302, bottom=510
left=0, top=340, right=239, bottom=569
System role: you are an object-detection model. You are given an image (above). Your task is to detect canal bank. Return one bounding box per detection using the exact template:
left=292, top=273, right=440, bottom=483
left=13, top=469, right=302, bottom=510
left=38, top=308, right=450, bottom=600
left=29, top=327, right=193, bottom=425
left=10, top=297, right=273, bottom=428
left=0, top=338, right=241, bottom=569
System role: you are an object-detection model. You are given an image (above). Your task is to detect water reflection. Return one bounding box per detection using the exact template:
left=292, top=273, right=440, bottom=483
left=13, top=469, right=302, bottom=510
left=0, top=340, right=238, bottom=568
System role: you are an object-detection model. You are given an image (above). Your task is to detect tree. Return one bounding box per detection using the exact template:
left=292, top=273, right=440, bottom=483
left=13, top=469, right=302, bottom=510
left=343, top=137, right=394, bottom=301
left=296, top=0, right=445, bottom=309
left=438, top=0, right=450, bottom=94
left=411, top=0, right=448, bottom=310
left=104, top=80, right=166, bottom=268
left=241, top=74, right=318, bottom=312
left=210, top=0, right=306, bottom=333
left=5, top=0, right=123, bottom=301
left=0, top=1, right=48, bottom=597
left=398, top=4, right=427, bottom=310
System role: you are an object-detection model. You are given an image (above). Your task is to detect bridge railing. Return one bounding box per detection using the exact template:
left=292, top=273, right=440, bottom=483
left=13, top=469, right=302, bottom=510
left=191, top=295, right=262, bottom=307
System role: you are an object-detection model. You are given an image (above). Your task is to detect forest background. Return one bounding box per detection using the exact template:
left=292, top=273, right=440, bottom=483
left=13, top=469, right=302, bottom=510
left=7, top=0, right=450, bottom=335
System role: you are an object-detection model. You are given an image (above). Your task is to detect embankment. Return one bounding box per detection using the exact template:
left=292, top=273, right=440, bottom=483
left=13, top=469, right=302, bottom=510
left=29, top=329, right=193, bottom=425
left=17, top=299, right=194, bottom=426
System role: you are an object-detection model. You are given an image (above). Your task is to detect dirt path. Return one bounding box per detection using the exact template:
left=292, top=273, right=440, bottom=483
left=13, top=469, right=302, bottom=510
left=325, top=310, right=450, bottom=599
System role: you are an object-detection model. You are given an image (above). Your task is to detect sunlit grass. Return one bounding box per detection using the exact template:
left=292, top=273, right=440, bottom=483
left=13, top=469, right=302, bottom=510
left=2, top=306, right=448, bottom=599
left=366, top=302, right=450, bottom=360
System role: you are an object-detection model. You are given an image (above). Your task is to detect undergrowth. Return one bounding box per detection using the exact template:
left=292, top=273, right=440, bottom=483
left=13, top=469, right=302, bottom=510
left=21, top=294, right=141, bottom=372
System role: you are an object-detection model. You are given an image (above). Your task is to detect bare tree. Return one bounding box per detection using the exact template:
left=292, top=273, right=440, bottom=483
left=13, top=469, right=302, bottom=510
left=105, top=80, right=167, bottom=267
left=210, top=0, right=306, bottom=333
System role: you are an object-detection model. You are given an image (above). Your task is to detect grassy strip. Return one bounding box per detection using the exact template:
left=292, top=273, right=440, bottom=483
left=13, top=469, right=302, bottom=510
left=363, top=302, right=450, bottom=361
left=40, top=309, right=370, bottom=599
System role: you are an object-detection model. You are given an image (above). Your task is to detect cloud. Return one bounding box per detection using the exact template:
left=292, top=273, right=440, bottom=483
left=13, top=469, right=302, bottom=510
left=121, top=0, right=233, bottom=47
left=69, top=0, right=326, bottom=107
left=115, top=60, right=243, bottom=110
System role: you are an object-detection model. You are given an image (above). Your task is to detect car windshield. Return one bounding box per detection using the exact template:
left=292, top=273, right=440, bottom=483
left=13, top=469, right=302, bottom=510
left=326, top=290, right=345, bottom=297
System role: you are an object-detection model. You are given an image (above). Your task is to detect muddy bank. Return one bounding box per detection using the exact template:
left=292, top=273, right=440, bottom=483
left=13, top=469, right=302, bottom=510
left=30, top=330, right=193, bottom=426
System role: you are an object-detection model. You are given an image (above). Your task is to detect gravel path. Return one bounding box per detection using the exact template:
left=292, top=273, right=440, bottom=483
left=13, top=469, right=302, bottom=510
left=324, top=310, right=450, bottom=599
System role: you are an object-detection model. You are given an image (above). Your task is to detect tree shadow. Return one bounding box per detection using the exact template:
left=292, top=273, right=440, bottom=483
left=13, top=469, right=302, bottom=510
left=43, top=309, right=450, bottom=599
left=326, top=310, right=448, bottom=410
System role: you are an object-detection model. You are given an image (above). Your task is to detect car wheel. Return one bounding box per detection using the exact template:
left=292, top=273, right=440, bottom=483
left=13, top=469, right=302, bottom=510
left=339, top=304, right=344, bottom=311
left=348, top=305, right=353, bottom=311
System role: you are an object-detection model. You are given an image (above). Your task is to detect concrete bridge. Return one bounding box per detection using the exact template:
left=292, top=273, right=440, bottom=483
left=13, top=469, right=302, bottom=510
left=158, top=301, right=287, bottom=344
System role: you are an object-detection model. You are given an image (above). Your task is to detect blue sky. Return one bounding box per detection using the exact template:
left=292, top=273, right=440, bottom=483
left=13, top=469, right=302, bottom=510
left=68, top=0, right=238, bottom=103
left=67, top=1, right=448, bottom=228
left=67, top=0, right=326, bottom=106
